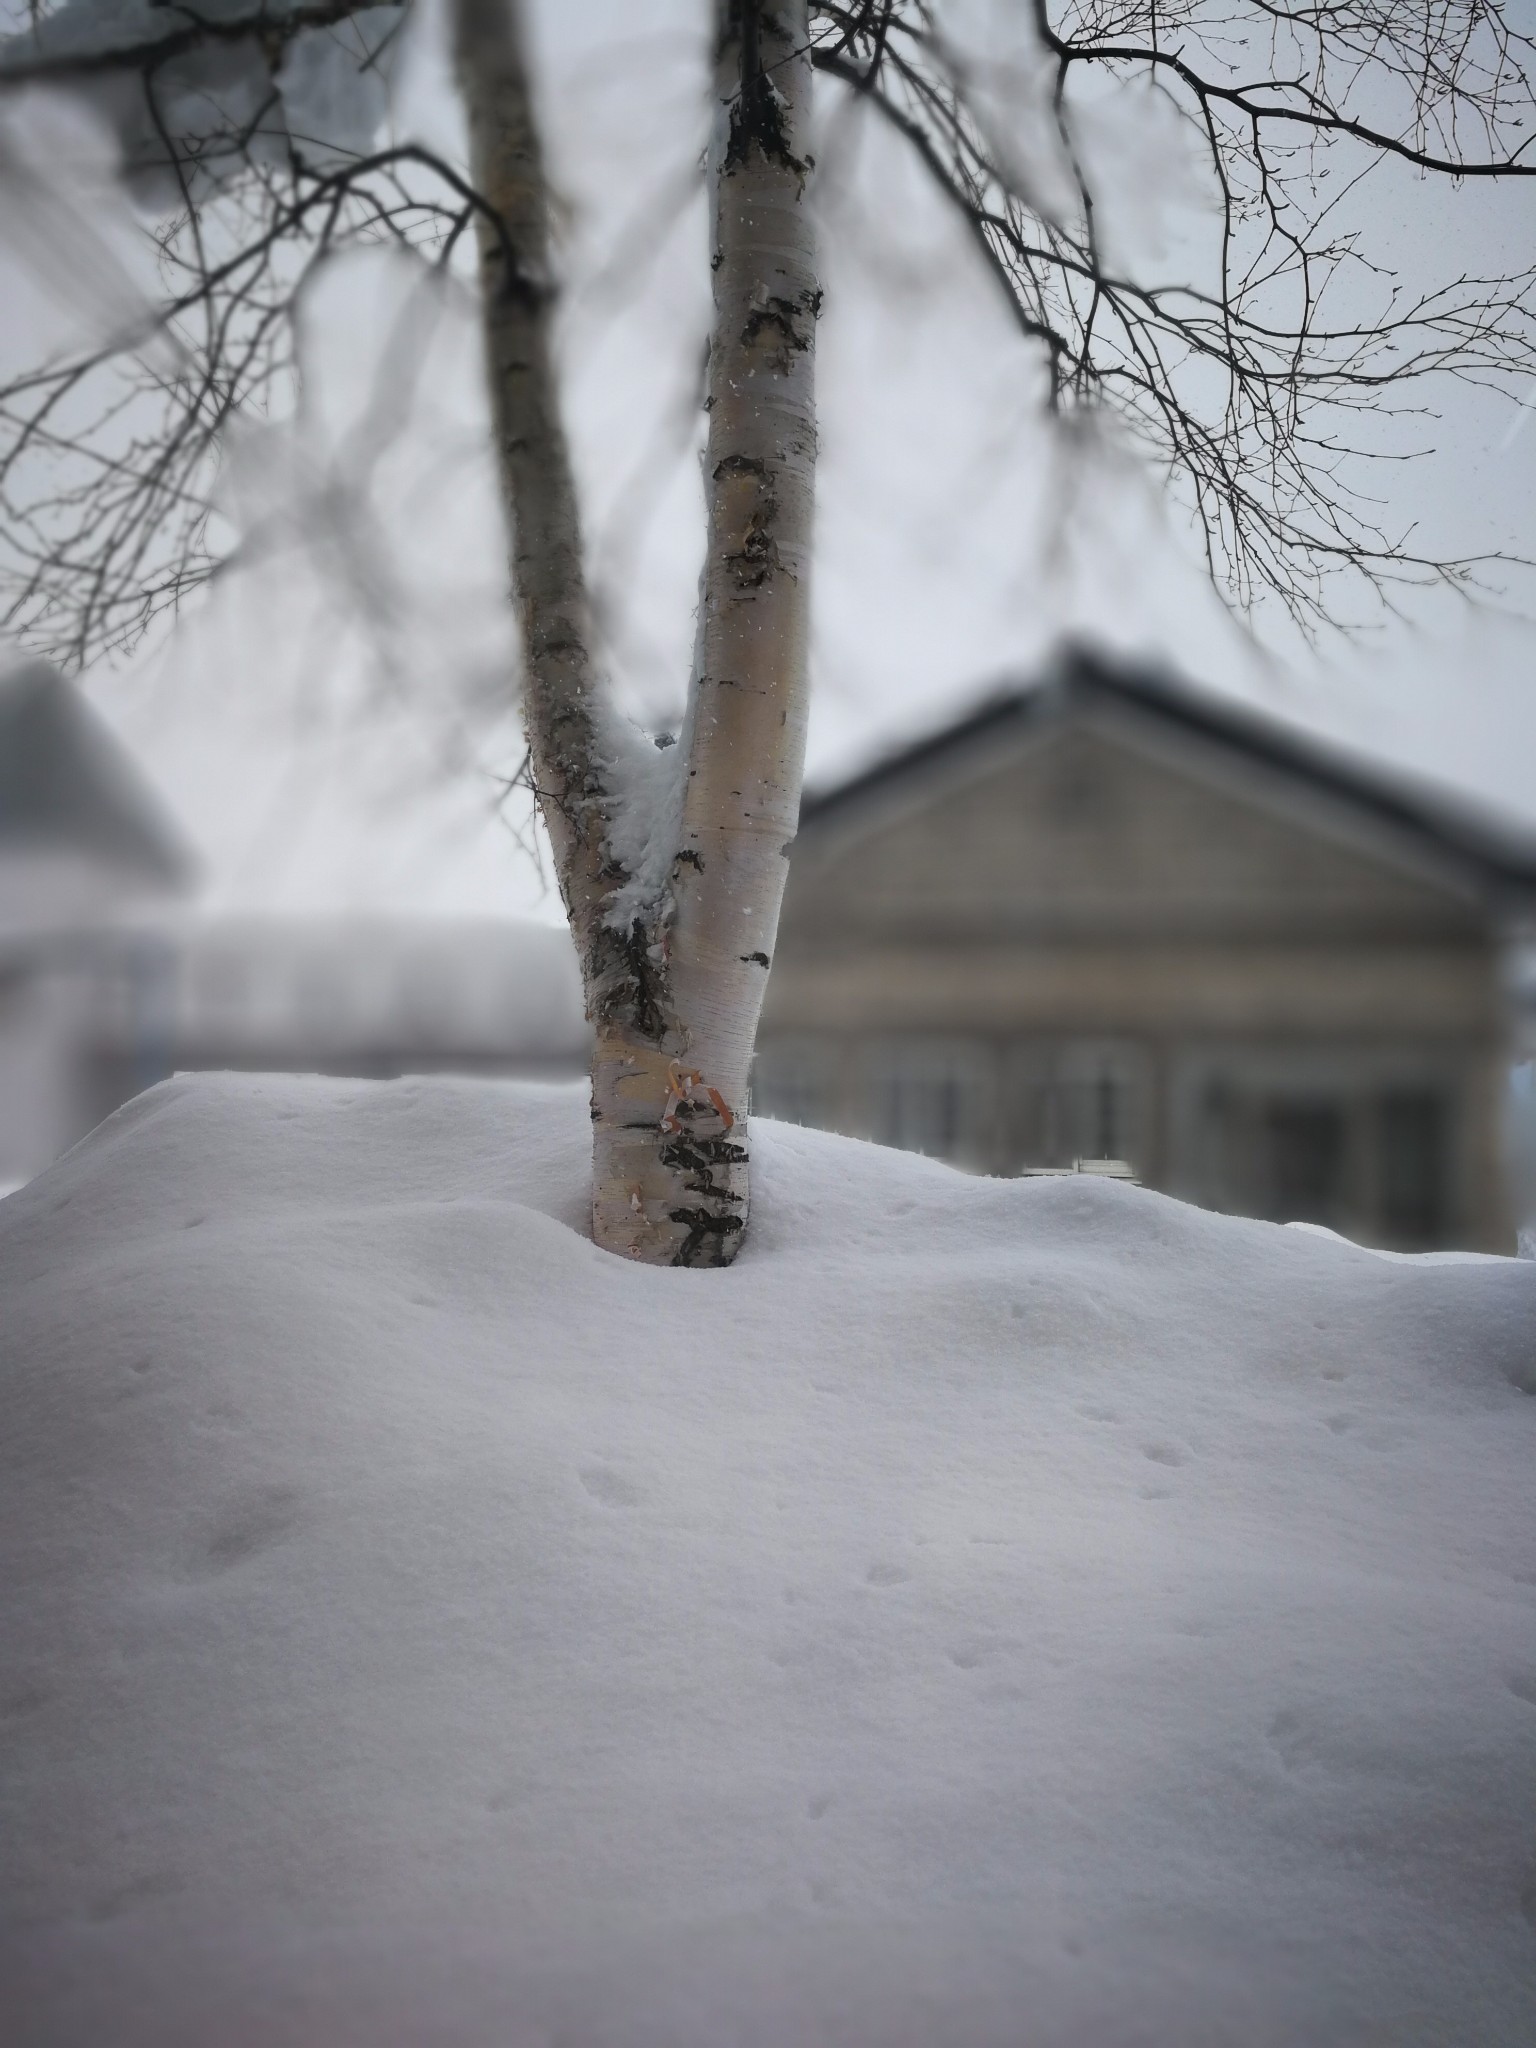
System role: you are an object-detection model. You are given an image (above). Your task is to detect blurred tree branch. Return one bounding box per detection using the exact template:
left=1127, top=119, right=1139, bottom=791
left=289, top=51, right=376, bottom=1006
left=3, top=1, right=1535, bottom=665
left=811, top=1, right=1536, bottom=629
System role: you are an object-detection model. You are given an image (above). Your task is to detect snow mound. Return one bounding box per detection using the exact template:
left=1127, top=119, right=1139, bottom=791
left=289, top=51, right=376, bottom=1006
left=1, top=1073, right=1534, bottom=2045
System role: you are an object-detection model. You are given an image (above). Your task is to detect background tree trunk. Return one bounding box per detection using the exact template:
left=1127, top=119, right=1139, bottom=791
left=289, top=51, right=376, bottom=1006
left=451, top=0, right=612, bottom=940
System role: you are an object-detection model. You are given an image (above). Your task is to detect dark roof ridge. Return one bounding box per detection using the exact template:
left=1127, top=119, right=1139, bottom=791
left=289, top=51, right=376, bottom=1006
left=800, top=639, right=1536, bottom=896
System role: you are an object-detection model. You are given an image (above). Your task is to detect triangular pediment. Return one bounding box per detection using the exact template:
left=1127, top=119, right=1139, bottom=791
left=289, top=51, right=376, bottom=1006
left=785, top=703, right=1487, bottom=945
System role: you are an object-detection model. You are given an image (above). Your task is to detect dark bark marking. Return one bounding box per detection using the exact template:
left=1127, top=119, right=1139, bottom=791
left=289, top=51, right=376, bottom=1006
left=726, top=503, right=782, bottom=589
left=741, top=295, right=814, bottom=353
left=662, top=1128, right=747, bottom=1177
left=661, top=1109, right=748, bottom=1266
left=589, top=917, right=667, bottom=1040
left=724, top=2, right=809, bottom=177
left=669, top=1208, right=747, bottom=1267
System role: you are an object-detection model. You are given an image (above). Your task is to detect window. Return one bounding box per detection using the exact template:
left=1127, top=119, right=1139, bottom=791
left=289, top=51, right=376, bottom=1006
left=1059, top=1048, right=1138, bottom=1163
left=1263, top=1099, right=1346, bottom=1225
left=1172, top=1050, right=1457, bottom=1247
left=752, top=1038, right=842, bottom=1129
left=866, top=1039, right=996, bottom=1166
left=1009, top=1040, right=1145, bottom=1171
left=1377, top=1090, right=1446, bottom=1245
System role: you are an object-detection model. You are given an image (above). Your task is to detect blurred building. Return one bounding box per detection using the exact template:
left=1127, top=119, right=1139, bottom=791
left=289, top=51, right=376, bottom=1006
left=6, top=650, right=1533, bottom=1250
left=0, top=660, right=588, bottom=1190
left=757, top=646, right=1536, bottom=1251
left=158, top=914, right=587, bottom=1083
left=0, top=661, right=193, bottom=1189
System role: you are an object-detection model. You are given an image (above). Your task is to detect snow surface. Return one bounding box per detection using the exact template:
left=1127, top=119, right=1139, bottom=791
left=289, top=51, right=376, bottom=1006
left=1, top=1072, right=1534, bottom=2045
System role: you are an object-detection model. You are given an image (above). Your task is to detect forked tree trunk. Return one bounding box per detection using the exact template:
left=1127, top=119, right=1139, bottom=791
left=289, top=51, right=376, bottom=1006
left=456, top=0, right=818, bottom=1267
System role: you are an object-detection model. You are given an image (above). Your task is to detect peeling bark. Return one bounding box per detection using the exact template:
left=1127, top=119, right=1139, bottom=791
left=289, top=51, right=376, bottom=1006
left=457, top=0, right=817, bottom=1267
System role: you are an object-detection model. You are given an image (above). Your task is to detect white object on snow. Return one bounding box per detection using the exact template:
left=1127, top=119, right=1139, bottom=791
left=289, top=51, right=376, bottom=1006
left=1021, top=1157, right=1140, bottom=1182
left=0, top=1073, right=1533, bottom=2046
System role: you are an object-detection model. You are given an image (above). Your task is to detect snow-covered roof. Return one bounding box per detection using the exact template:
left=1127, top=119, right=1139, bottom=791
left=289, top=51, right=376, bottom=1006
left=803, top=643, right=1536, bottom=911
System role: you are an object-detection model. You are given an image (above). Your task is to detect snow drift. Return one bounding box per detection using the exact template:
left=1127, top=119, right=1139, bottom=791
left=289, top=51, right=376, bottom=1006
left=1, top=1073, right=1533, bottom=2045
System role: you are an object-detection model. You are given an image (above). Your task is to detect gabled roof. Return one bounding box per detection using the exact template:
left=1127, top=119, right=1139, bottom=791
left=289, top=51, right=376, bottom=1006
left=0, top=660, right=194, bottom=887
left=801, top=642, right=1536, bottom=905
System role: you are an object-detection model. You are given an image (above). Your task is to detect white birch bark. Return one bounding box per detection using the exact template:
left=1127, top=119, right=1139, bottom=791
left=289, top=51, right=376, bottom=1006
left=456, top=0, right=818, bottom=1267
left=589, top=0, right=818, bottom=1265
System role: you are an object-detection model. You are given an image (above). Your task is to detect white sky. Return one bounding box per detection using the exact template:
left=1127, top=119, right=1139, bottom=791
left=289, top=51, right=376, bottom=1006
left=4, top=0, right=1535, bottom=919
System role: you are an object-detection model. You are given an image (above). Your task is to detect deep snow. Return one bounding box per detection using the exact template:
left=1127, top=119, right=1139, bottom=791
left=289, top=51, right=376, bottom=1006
left=1, top=1073, right=1533, bottom=2045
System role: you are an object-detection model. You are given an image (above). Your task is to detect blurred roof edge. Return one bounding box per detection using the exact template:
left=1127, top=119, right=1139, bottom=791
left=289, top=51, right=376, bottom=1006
left=801, top=640, right=1536, bottom=901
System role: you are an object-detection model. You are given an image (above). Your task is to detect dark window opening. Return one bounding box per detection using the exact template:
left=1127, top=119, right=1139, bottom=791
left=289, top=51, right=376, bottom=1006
left=880, top=1071, right=965, bottom=1159
left=1377, top=1090, right=1447, bottom=1245
left=1092, top=1068, right=1122, bottom=1160
left=1263, top=1099, right=1346, bottom=1224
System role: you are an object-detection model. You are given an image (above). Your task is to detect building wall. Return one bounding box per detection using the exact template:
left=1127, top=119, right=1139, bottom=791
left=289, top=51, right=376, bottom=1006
left=0, top=951, right=155, bottom=1184
left=0, top=914, right=593, bottom=1194
left=0, top=964, right=75, bottom=1185
left=779, top=719, right=1490, bottom=942
left=759, top=715, right=1513, bottom=1250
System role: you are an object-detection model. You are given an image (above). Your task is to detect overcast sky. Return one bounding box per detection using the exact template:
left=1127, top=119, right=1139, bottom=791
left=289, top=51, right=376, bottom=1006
left=3, top=0, right=1535, bottom=920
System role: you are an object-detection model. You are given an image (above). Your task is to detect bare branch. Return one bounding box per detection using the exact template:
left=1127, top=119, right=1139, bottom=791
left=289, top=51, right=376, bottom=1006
left=811, top=0, right=1536, bottom=633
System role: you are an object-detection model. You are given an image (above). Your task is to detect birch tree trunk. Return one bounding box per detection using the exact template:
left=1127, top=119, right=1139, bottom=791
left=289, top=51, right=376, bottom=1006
left=590, top=0, right=817, bottom=1265
left=456, top=0, right=818, bottom=1268
left=451, top=0, right=613, bottom=944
